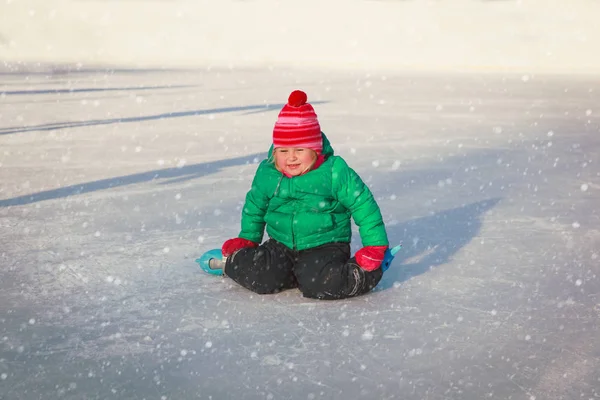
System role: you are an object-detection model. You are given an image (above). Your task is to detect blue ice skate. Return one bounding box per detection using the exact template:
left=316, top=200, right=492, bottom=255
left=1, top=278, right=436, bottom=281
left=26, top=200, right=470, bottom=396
left=381, top=244, right=402, bottom=272
left=195, top=248, right=225, bottom=275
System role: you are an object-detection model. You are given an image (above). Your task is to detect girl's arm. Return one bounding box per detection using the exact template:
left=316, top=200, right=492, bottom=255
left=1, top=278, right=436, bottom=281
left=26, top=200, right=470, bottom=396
left=333, top=158, right=389, bottom=247
left=238, top=162, right=270, bottom=244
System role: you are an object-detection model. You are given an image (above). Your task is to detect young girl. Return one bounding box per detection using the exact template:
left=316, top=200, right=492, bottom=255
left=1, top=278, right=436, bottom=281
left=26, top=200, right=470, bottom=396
left=212, top=90, right=389, bottom=300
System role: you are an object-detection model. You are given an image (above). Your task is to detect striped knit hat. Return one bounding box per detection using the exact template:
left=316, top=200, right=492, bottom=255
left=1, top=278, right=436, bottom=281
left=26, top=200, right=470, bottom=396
left=273, top=90, right=322, bottom=154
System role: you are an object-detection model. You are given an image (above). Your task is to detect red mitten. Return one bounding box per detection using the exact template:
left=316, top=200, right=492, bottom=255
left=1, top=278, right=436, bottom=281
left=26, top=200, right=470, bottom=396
left=355, top=246, right=388, bottom=271
left=222, top=238, right=259, bottom=257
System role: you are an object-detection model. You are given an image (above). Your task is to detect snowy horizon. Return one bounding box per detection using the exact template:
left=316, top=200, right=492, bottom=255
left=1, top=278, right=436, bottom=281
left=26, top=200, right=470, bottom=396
left=2, top=0, right=600, bottom=74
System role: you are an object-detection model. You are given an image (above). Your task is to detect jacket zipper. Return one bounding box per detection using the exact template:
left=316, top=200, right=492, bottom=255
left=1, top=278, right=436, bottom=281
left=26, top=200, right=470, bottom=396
left=291, top=189, right=297, bottom=250
left=273, top=173, right=296, bottom=249
left=291, top=212, right=296, bottom=250
left=273, top=174, right=284, bottom=197
left=291, top=176, right=297, bottom=250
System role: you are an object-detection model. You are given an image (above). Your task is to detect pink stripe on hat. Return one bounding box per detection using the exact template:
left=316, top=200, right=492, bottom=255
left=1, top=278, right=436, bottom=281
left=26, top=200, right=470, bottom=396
left=273, top=90, right=323, bottom=154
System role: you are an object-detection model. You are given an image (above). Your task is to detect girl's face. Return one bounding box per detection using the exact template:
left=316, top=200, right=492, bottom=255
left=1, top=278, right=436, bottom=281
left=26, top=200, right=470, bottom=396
left=274, top=147, right=317, bottom=177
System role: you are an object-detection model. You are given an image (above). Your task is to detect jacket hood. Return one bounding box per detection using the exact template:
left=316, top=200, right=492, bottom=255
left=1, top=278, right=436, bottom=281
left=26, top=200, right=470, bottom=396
left=267, top=132, right=334, bottom=159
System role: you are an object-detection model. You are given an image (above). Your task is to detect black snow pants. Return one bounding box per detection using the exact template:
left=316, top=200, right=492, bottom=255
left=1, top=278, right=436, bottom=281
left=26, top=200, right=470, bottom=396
left=224, top=239, right=383, bottom=300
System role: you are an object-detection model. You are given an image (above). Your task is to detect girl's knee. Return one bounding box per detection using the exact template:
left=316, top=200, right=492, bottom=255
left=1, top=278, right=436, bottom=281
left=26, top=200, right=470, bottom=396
left=224, top=242, right=296, bottom=294
left=298, top=262, right=382, bottom=300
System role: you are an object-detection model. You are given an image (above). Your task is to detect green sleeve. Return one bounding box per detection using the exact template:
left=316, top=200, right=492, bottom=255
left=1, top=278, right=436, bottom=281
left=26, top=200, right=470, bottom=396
left=238, top=162, right=269, bottom=244
left=333, top=158, right=389, bottom=247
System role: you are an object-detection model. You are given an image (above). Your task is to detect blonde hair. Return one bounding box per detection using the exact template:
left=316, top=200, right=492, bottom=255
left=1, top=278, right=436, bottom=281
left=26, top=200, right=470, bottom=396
left=271, top=148, right=318, bottom=174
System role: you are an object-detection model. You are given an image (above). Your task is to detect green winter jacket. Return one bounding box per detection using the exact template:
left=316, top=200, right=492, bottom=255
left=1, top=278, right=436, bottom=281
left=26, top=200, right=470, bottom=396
left=238, top=133, right=388, bottom=251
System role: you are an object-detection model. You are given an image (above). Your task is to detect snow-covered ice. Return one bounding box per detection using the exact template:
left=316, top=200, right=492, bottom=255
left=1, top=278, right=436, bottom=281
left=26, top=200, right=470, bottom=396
left=1, top=65, right=598, bottom=400
left=1, top=1, right=600, bottom=399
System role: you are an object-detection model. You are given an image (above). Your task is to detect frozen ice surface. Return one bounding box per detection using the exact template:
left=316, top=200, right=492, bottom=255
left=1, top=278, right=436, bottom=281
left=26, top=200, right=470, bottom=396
left=1, top=67, right=599, bottom=399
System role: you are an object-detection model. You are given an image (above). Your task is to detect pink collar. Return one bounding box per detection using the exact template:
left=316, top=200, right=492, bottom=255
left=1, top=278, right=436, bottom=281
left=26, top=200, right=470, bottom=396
left=281, top=154, right=326, bottom=178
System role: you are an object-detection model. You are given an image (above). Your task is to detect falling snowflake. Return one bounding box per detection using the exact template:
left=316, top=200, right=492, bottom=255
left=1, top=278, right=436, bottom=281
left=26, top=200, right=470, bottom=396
left=361, top=330, right=374, bottom=340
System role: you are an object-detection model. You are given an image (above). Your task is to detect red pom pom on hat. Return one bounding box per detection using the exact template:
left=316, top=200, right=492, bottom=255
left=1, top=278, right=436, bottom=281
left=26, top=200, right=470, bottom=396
left=288, top=90, right=307, bottom=107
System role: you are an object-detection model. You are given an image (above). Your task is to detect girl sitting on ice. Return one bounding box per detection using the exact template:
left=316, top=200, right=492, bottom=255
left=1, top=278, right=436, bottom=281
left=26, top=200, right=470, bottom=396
left=209, top=90, right=390, bottom=300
